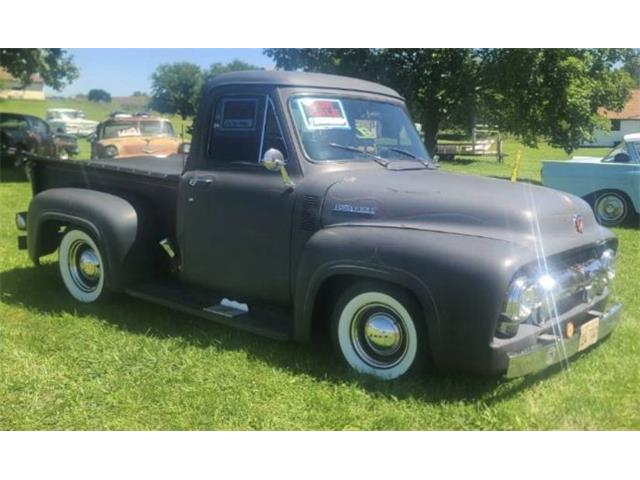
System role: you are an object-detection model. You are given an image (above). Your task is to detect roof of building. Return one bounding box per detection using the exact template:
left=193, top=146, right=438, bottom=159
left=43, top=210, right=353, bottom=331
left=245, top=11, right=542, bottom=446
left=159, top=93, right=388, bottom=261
left=205, top=70, right=402, bottom=99
left=599, top=89, right=640, bottom=120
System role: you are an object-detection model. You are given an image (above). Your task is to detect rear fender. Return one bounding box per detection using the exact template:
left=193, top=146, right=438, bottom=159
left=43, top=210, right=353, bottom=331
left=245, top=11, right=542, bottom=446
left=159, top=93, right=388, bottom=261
left=27, top=188, right=151, bottom=290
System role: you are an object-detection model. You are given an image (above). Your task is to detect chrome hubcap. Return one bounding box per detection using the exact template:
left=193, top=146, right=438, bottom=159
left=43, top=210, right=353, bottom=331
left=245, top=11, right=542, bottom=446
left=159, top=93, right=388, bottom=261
left=351, top=304, right=407, bottom=369
left=363, top=314, right=403, bottom=356
left=68, top=240, right=101, bottom=292
left=597, top=196, right=624, bottom=222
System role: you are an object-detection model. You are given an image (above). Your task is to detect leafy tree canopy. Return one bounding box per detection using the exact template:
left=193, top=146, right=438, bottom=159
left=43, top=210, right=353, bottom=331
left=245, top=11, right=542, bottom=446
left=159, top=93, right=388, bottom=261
left=206, top=59, right=261, bottom=79
left=88, top=88, right=111, bottom=103
left=150, top=60, right=261, bottom=120
left=265, top=48, right=635, bottom=153
left=149, top=62, right=204, bottom=120
left=0, top=48, right=78, bottom=91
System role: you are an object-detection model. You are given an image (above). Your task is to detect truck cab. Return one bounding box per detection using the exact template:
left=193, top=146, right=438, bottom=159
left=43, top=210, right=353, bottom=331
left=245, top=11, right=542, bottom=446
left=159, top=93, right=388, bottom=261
left=17, top=71, right=623, bottom=381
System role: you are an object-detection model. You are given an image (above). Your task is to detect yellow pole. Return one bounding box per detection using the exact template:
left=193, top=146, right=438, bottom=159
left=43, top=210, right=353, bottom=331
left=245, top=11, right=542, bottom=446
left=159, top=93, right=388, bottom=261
left=511, top=149, right=522, bottom=182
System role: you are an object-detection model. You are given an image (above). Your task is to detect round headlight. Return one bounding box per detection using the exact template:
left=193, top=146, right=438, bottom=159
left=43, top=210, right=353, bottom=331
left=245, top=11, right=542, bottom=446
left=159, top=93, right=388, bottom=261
left=104, top=145, right=118, bottom=157
left=505, top=277, right=539, bottom=323
left=601, top=249, right=616, bottom=280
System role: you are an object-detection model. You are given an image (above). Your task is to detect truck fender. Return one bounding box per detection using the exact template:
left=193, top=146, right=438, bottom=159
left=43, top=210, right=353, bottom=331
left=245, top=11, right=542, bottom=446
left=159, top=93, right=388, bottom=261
left=27, top=188, right=149, bottom=290
left=292, top=228, right=440, bottom=346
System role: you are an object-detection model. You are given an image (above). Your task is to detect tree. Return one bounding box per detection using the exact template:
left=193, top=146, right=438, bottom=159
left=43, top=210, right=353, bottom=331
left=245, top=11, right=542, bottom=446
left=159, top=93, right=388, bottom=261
left=0, top=48, right=78, bottom=91
left=132, top=91, right=147, bottom=97
left=88, top=89, right=112, bottom=103
left=622, top=49, right=640, bottom=87
left=264, top=48, right=634, bottom=154
left=206, top=59, right=261, bottom=79
left=149, top=62, right=204, bottom=120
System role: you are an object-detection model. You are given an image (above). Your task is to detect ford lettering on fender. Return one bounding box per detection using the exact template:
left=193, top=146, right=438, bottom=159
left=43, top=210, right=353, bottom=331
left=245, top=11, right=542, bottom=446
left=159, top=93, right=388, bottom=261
left=14, top=71, right=622, bottom=380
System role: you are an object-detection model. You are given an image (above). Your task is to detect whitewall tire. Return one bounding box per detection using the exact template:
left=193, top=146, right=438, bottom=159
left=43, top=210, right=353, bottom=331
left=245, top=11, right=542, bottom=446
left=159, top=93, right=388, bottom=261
left=594, top=192, right=629, bottom=227
left=59, top=229, right=106, bottom=303
left=331, top=283, right=425, bottom=380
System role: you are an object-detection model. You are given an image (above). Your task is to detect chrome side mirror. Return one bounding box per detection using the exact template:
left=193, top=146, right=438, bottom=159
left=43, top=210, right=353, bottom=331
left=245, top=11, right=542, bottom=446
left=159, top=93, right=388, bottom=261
left=260, top=148, right=294, bottom=188
left=261, top=148, right=285, bottom=171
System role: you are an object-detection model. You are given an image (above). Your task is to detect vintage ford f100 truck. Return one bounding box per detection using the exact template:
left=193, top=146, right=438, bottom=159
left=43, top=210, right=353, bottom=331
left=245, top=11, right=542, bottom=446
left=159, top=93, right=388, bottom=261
left=15, top=71, right=622, bottom=380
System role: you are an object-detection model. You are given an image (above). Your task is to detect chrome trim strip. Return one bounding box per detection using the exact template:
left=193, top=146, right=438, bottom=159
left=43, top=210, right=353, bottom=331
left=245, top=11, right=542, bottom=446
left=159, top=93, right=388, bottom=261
left=505, top=302, right=622, bottom=378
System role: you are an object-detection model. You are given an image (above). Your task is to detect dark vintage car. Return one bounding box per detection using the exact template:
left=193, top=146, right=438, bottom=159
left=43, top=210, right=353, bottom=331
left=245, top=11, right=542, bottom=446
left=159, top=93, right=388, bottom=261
left=0, top=112, right=79, bottom=167
left=14, top=72, right=622, bottom=381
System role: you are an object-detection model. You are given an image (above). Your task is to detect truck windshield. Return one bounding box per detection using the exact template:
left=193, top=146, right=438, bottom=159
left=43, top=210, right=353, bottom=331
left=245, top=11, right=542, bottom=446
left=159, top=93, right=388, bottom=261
left=290, top=96, right=429, bottom=163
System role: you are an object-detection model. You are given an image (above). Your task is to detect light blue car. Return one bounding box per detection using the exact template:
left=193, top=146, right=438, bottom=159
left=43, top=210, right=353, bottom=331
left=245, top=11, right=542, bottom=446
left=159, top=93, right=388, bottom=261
left=542, top=133, right=640, bottom=226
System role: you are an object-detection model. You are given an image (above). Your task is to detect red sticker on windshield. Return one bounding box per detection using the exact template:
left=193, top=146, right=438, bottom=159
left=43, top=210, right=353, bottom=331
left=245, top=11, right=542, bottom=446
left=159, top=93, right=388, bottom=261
left=297, top=98, right=350, bottom=129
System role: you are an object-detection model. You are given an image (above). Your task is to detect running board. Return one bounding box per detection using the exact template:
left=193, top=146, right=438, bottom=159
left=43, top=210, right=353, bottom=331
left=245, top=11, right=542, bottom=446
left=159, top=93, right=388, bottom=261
left=125, top=280, right=290, bottom=341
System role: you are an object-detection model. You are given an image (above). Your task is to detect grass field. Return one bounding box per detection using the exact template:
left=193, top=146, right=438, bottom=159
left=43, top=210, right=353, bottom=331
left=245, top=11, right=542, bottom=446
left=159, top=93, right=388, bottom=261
left=1, top=99, right=639, bottom=430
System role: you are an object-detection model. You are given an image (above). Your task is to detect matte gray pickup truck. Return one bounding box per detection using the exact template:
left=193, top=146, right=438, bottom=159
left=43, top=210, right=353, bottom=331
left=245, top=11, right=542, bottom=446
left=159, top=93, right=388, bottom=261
left=15, top=71, right=622, bottom=380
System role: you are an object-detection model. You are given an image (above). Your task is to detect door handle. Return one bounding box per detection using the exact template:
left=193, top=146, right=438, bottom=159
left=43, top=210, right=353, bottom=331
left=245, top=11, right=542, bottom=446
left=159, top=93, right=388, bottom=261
left=188, top=176, right=214, bottom=188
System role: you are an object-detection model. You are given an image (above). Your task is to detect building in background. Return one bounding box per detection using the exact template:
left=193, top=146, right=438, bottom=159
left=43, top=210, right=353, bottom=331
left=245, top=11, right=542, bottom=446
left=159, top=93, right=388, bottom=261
left=586, top=89, right=640, bottom=147
left=0, top=68, right=46, bottom=100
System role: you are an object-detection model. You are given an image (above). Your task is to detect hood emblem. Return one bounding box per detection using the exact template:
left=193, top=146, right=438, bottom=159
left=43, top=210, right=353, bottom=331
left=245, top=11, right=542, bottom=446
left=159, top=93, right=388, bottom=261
left=573, top=214, right=584, bottom=234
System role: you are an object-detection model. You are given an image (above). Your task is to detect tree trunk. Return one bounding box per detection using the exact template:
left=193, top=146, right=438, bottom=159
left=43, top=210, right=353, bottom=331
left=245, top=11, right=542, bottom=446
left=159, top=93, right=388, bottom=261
left=421, top=112, right=440, bottom=157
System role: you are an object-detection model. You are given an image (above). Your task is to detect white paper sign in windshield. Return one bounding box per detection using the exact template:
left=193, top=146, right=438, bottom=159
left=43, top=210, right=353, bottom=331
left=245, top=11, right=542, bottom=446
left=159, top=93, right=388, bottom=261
left=297, top=98, right=350, bottom=130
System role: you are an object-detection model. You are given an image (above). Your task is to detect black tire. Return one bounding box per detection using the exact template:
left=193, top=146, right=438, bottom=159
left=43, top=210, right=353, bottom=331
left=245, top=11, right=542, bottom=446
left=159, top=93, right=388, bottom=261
left=592, top=191, right=630, bottom=227
left=330, top=281, right=427, bottom=380
left=58, top=229, right=110, bottom=303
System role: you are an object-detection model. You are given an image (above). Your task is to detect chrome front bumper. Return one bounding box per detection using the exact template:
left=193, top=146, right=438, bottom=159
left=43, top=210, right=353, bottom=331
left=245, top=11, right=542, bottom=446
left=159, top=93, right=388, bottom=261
left=505, top=302, right=622, bottom=378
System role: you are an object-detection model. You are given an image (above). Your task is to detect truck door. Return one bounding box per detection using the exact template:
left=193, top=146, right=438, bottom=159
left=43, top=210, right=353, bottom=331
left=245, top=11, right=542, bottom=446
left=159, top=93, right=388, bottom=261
left=179, top=94, right=295, bottom=305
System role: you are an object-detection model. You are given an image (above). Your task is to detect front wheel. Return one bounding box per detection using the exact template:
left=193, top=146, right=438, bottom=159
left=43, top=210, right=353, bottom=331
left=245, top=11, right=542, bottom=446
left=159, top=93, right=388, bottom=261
left=593, top=191, right=629, bottom=226
left=331, top=282, right=426, bottom=380
left=58, top=229, right=108, bottom=303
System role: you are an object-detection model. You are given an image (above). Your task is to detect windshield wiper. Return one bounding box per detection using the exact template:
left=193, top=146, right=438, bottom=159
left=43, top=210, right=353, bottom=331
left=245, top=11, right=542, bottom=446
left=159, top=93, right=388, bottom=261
left=385, top=147, right=431, bottom=166
left=328, top=143, right=389, bottom=168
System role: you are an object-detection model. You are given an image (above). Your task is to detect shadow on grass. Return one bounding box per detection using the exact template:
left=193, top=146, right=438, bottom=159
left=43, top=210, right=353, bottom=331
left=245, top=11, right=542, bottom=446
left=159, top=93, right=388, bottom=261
left=0, top=165, right=28, bottom=183
left=0, top=263, right=570, bottom=405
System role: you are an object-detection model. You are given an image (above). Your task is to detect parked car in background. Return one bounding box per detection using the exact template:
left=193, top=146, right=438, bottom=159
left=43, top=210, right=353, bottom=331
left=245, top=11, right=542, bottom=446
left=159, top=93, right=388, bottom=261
left=542, top=133, right=640, bottom=226
left=91, top=114, right=186, bottom=160
left=0, top=112, right=79, bottom=166
left=46, top=108, right=98, bottom=137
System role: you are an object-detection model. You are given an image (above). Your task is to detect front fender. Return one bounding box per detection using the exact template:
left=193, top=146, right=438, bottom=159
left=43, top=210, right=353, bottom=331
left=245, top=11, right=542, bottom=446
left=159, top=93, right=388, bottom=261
left=27, top=188, right=148, bottom=290
left=293, top=226, right=519, bottom=368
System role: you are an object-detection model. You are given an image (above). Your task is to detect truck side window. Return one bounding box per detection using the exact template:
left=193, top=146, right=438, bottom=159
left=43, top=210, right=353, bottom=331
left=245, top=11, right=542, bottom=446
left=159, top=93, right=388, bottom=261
left=209, top=95, right=265, bottom=163
left=260, top=99, right=288, bottom=161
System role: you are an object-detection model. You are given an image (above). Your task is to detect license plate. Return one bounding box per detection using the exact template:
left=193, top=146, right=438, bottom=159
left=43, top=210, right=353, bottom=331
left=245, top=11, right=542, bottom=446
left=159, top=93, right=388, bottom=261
left=578, top=318, right=600, bottom=351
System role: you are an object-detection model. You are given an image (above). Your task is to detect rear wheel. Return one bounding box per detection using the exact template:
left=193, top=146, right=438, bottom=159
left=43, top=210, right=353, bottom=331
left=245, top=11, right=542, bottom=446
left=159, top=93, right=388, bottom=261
left=593, top=191, right=629, bottom=226
left=58, top=229, right=108, bottom=303
left=331, top=282, right=426, bottom=380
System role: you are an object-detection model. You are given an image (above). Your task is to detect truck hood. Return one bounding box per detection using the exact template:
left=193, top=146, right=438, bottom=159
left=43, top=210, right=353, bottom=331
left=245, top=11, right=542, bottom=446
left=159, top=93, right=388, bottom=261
left=321, top=167, right=604, bottom=248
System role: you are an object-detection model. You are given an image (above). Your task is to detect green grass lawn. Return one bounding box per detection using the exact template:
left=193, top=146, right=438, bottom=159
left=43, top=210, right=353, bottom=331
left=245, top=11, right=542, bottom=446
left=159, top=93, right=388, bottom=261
left=1, top=101, right=638, bottom=429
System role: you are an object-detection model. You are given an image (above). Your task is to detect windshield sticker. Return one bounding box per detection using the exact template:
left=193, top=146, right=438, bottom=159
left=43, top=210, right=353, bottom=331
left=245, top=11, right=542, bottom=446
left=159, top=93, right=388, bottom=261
left=297, top=98, right=350, bottom=130
left=221, top=98, right=258, bottom=130
left=117, top=127, right=141, bottom=137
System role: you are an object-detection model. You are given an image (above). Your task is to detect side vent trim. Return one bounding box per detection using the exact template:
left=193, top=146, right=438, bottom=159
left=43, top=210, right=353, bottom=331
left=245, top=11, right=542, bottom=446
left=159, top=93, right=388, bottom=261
left=301, top=195, right=321, bottom=232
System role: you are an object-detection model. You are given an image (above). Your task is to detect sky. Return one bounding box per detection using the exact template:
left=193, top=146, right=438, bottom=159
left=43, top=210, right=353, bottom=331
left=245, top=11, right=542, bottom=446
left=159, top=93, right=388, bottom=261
left=45, top=49, right=274, bottom=97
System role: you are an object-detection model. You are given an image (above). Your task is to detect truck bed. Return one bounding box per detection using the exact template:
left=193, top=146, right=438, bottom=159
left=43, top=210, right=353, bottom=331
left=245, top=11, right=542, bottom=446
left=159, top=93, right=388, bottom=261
left=28, top=154, right=184, bottom=238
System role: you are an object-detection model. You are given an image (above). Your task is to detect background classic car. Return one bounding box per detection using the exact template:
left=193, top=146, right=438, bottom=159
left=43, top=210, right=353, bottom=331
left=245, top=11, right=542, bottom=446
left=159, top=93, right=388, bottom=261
left=542, top=132, right=640, bottom=226
left=90, top=114, right=185, bottom=160
left=46, top=108, right=98, bottom=137
left=0, top=112, right=79, bottom=166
